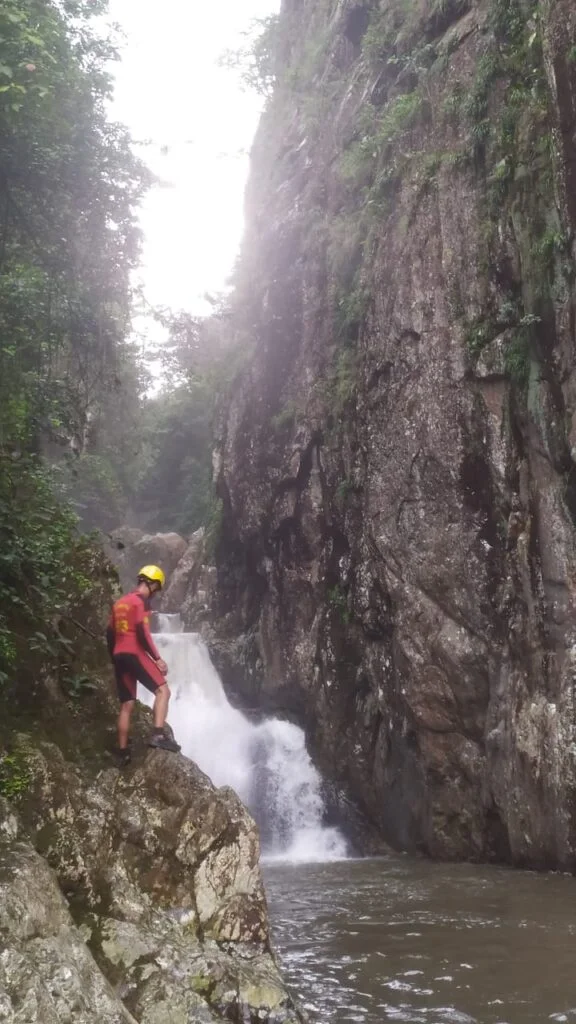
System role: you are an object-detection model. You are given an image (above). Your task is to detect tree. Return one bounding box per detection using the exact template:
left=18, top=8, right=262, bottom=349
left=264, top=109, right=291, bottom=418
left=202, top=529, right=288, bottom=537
left=0, top=0, right=149, bottom=457
left=134, top=311, right=221, bottom=536
left=219, top=15, right=280, bottom=98
left=0, top=0, right=149, bottom=686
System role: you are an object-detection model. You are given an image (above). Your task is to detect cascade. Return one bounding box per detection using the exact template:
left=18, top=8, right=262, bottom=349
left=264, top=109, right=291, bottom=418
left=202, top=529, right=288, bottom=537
left=142, top=613, right=348, bottom=862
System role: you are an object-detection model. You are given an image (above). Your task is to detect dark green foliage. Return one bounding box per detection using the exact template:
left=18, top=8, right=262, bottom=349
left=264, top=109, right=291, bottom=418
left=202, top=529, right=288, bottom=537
left=137, top=384, right=214, bottom=536
left=464, top=309, right=537, bottom=391
left=340, top=90, right=424, bottom=189
left=465, top=316, right=498, bottom=356
left=328, top=584, right=350, bottom=625
left=329, top=348, right=360, bottom=415
left=204, top=498, right=224, bottom=561
left=57, top=454, right=129, bottom=532
left=447, top=0, right=566, bottom=400
left=0, top=1, right=147, bottom=690
left=531, top=227, right=571, bottom=298
left=0, top=750, right=31, bottom=801
left=504, top=327, right=531, bottom=388
left=334, top=285, right=371, bottom=343
left=0, top=0, right=148, bottom=465
left=285, top=32, right=332, bottom=93
left=132, top=309, right=231, bottom=537
left=460, top=0, right=547, bottom=172
left=0, top=453, right=116, bottom=688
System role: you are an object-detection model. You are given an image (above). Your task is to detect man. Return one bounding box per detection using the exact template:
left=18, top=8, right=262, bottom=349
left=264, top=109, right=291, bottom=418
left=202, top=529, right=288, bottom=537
left=106, top=564, right=180, bottom=764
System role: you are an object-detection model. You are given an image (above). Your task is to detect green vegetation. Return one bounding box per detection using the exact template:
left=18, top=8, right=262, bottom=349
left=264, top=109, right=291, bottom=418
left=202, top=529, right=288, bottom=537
left=204, top=498, right=225, bottom=561
left=463, top=305, right=539, bottom=390
left=504, top=327, right=532, bottom=388
left=455, top=0, right=548, bottom=175
left=334, top=285, right=371, bottom=343
left=362, top=0, right=469, bottom=69
left=271, top=401, right=299, bottom=433
left=0, top=0, right=147, bottom=691
left=137, top=383, right=214, bottom=536
left=340, top=90, right=424, bottom=188
left=335, top=478, right=354, bottom=505
left=432, top=0, right=568, bottom=395
left=0, top=750, right=31, bottom=802
left=361, top=0, right=415, bottom=68
left=0, top=0, right=147, bottom=458
left=329, top=348, right=360, bottom=415
left=464, top=316, right=499, bottom=357
left=285, top=31, right=332, bottom=93
left=219, top=15, right=280, bottom=97
left=531, top=227, right=571, bottom=299
left=328, top=584, right=350, bottom=625
left=134, top=306, right=243, bottom=537
left=0, top=452, right=118, bottom=688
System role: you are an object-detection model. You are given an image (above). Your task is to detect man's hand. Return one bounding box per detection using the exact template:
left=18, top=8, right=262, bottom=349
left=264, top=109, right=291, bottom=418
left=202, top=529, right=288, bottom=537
left=157, top=658, right=168, bottom=676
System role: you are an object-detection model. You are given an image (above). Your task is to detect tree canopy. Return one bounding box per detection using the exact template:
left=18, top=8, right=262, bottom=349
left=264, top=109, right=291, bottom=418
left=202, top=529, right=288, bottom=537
left=0, top=0, right=148, bottom=686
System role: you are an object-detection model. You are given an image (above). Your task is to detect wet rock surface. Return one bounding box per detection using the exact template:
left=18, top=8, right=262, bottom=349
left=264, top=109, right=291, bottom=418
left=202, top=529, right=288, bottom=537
left=0, top=810, right=129, bottom=1024
left=208, top=0, right=576, bottom=868
left=0, top=748, right=305, bottom=1023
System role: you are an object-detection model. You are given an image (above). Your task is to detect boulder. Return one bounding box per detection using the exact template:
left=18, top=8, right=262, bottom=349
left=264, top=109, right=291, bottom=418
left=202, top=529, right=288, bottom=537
left=0, top=743, right=305, bottom=1024
left=0, top=805, right=130, bottom=1024
left=162, top=527, right=206, bottom=614
left=107, top=528, right=188, bottom=593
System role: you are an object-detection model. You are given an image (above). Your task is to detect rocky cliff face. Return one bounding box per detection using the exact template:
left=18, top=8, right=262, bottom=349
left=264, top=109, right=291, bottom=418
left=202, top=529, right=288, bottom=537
left=0, top=740, right=305, bottom=1023
left=0, top=552, right=304, bottom=1022
left=213, top=0, right=576, bottom=867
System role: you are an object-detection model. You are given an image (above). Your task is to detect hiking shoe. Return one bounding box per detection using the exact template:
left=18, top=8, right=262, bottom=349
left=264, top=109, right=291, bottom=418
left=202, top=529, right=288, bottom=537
left=117, top=747, right=132, bottom=767
left=148, top=732, right=181, bottom=753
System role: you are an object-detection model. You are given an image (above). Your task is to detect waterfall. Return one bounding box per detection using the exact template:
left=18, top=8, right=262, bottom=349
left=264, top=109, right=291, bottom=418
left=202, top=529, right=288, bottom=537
left=141, top=614, right=347, bottom=862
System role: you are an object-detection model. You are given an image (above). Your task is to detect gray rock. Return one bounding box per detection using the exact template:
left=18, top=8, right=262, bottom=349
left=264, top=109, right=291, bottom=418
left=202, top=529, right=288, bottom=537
left=107, top=528, right=187, bottom=593
left=208, top=0, right=576, bottom=870
left=0, top=744, right=305, bottom=1023
left=162, top=527, right=207, bottom=615
left=0, top=835, right=130, bottom=1023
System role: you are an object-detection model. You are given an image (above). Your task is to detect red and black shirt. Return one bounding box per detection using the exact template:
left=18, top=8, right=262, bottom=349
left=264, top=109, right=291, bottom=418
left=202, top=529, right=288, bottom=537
left=106, top=592, right=161, bottom=662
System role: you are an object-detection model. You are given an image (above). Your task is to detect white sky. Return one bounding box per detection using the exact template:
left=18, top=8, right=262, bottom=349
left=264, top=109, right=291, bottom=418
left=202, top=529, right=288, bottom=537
left=106, top=0, right=279, bottom=318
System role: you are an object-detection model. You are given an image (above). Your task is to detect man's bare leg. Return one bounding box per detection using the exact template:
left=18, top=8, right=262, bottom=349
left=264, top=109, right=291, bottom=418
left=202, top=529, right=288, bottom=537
left=153, top=683, right=170, bottom=729
left=149, top=684, right=180, bottom=751
left=118, top=699, right=135, bottom=749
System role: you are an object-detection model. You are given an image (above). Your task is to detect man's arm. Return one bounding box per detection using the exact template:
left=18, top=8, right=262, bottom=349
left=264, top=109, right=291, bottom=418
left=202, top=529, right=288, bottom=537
left=134, top=602, right=161, bottom=662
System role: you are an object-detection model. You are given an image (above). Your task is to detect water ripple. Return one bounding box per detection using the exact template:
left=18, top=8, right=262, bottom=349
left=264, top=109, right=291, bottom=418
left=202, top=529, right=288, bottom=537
left=264, top=857, right=576, bottom=1024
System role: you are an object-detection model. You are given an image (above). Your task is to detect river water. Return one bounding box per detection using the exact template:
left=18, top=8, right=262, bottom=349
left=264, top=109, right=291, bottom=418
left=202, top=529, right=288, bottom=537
left=152, top=619, right=576, bottom=1024
left=264, top=857, right=576, bottom=1024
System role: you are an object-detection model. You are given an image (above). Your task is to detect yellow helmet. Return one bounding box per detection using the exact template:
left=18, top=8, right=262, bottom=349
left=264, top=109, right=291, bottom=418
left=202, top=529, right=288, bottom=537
left=137, top=565, right=166, bottom=590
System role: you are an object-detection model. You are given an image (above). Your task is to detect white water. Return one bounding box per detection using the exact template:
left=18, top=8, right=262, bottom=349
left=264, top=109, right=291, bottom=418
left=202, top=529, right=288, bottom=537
left=140, top=613, right=348, bottom=862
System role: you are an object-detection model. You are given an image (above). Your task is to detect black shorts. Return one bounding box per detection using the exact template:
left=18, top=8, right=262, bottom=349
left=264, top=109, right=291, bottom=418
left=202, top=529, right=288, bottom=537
left=113, top=652, right=166, bottom=704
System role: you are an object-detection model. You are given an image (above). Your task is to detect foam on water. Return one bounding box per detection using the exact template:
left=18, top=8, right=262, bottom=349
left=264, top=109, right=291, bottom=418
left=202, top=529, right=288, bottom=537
left=140, top=613, right=347, bottom=863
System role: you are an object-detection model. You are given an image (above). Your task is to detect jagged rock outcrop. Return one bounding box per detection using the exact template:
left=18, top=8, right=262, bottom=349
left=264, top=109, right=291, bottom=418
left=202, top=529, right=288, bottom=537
left=0, top=741, right=305, bottom=1023
left=105, top=527, right=215, bottom=625
left=0, top=802, right=130, bottom=1024
left=211, top=0, right=576, bottom=868
left=162, top=528, right=217, bottom=629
